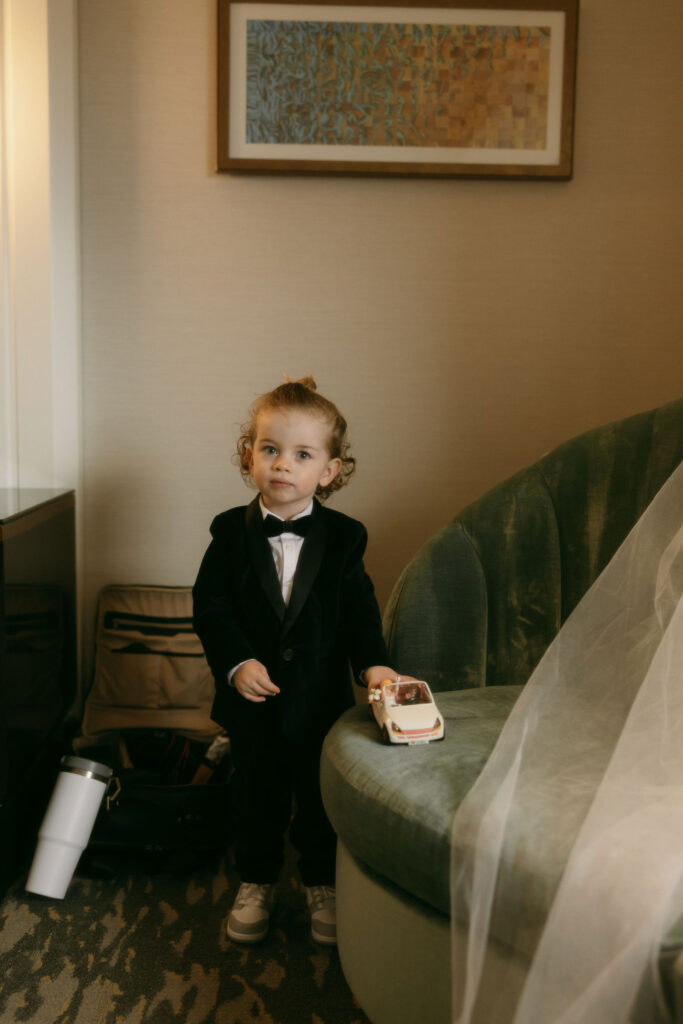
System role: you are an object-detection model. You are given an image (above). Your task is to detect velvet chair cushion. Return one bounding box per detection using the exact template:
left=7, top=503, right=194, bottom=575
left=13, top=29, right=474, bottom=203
left=322, top=687, right=523, bottom=918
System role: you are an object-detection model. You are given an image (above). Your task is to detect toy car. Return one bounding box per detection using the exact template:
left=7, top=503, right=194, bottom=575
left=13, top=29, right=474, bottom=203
left=368, top=679, right=445, bottom=745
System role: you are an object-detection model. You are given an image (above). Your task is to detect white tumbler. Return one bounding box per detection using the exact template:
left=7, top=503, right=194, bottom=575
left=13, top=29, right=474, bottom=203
left=26, top=756, right=113, bottom=898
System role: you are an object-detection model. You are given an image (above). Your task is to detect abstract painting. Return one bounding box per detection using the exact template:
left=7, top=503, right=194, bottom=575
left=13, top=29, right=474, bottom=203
left=218, top=0, right=578, bottom=177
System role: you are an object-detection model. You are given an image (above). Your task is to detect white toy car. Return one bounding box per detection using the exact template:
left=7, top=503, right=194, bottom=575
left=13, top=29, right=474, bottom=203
left=368, top=679, right=444, bottom=746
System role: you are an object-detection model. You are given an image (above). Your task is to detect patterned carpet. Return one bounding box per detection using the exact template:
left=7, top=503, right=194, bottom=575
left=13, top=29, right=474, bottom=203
left=0, top=845, right=371, bottom=1024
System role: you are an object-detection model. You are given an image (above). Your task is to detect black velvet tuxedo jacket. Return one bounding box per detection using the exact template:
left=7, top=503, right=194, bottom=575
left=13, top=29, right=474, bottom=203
left=192, top=497, right=389, bottom=742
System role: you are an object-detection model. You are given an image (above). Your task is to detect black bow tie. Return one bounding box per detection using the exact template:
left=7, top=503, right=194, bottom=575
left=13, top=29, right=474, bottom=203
left=263, top=514, right=311, bottom=538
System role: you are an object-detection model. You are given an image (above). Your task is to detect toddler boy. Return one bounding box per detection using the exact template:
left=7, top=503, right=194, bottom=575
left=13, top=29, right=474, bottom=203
left=193, top=377, right=401, bottom=944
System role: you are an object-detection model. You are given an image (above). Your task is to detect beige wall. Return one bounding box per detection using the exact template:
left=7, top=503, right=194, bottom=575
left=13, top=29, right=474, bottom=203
left=79, top=0, right=683, bottom=663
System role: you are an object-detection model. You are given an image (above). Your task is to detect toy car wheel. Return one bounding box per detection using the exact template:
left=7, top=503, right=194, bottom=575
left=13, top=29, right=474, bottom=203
left=381, top=724, right=390, bottom=745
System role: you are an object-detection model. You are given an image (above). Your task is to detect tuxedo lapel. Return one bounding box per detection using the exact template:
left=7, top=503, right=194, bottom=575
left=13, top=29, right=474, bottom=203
left=283, top=500, right=327, bottom=634
left=245, top=498, right=286, bottom=621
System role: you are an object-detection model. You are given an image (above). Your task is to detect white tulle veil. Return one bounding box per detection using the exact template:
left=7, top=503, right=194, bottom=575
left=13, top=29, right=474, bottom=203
left=450, top=460, right=683, bottom=1024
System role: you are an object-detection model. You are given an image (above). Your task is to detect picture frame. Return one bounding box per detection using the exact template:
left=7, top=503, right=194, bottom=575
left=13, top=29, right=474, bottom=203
left=217, top=0, right=578, bottom=178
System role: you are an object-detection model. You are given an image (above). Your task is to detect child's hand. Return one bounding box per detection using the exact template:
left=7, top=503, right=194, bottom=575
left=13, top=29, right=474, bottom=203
left=363, top=666, right=416, bottom=700
left=233, top=660, right=280, bottom=702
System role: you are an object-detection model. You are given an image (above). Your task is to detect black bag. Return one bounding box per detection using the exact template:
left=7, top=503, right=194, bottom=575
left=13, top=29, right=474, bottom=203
left=89, top=728, right=232, bottom=847
left=95, top=771, right=229, bottom=853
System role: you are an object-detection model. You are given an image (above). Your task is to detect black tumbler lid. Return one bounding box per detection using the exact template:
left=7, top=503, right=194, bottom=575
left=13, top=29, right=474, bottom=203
left=60, top=755, right=113, bottom=782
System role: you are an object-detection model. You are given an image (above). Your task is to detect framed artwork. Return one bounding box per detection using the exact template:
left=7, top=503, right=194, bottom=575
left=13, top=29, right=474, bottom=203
left=217, top=0, right=578, bottom=178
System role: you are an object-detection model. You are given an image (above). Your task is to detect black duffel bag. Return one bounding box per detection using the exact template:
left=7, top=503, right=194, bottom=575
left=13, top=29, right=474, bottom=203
left=82, top=730, right=233, bottom=874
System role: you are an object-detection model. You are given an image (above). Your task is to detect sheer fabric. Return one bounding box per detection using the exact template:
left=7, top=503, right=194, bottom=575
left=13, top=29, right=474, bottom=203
left=451, top=461, right=683, bottom=1024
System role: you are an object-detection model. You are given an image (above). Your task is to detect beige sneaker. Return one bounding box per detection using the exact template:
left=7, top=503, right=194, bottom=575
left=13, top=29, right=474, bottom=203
left=305, top=885, right=337, bottom=945
left=227, top=883, right=275, bottom=943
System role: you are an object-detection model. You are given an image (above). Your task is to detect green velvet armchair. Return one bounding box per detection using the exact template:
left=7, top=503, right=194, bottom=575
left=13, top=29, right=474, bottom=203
left=321, top=398, right=683, bottom=1024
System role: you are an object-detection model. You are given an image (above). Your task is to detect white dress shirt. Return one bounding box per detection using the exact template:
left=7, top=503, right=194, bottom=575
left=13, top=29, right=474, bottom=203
left=262, top=498, right=313, bottom=606
left=228, top=499, right=313, bottom=684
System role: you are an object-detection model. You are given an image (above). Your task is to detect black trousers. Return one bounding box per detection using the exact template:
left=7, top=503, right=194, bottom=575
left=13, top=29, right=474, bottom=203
left=228, top=702, right=337, bottom=887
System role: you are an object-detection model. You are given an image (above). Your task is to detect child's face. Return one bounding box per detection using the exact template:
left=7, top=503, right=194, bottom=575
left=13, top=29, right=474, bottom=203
left=248, top=407, right=342, bottom=519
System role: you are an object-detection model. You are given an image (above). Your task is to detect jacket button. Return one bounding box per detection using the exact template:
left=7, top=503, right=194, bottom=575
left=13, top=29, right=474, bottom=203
left=282, top=648, right=294, bottom=662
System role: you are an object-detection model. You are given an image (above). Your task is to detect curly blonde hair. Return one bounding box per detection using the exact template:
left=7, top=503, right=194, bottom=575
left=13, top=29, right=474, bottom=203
left=236, top=376, right=356, bottom=500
